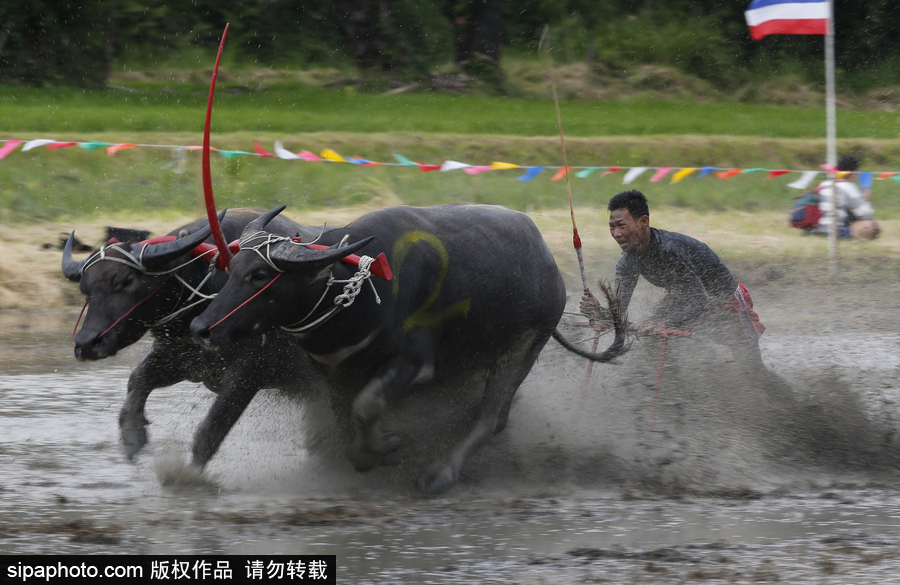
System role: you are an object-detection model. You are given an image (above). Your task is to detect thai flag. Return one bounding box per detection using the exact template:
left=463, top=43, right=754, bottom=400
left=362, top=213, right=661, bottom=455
left=745, top=0, right=829, bottom=40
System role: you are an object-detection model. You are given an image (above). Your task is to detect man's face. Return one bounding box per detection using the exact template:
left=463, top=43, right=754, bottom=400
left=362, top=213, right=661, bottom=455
left=609, top=208, right=649, bottom=253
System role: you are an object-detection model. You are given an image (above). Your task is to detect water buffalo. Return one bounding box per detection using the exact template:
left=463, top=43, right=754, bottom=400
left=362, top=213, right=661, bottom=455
left=191, top=203, right=627, bottom=493
left=62, top=208, right=324, bottom=470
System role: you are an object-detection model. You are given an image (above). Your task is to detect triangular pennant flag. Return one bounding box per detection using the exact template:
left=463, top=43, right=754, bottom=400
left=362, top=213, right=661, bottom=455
left=892, top=174, right=900, bottom=184
left=551, top=167, right=574, bottom=181
left=440, top=160, right=471, bottom=171
left=858, top=171, right=873, bottom=189
left=623, top=167, right=648, bottom=184
left=349, top=156, right=380, bottom=166
left=878, top=172, right=896, bottom=179
left=0, top=140, right=22, bottom=159
left=714, top=169, right=743, bottom=179
left=741, top=168, right=766, bottom=174
left=820, top=163, right=837, bottom=173
left=787, top=171, right=818, bottom=190
left=217, top=150, right=253, bottom=158
left=671, top=168, right=696, bottom=184
left=490, top=162, right=520, bottom=170
left=517, top=167, right=545, bottom=181
left=835, top=171, right=850, bottom=179
left=107, top=143, right=136, bottom=156
left=320, top=149, right=346, bottom=162
left=600, top=166, right=623, bottom=177
left=253, top=141, right=275, bottom=157
left=697, top=166, right=716, bottom=178
left=79, top=141, right=110, bottom=150
left=576, top=167, right=600, bottom=178
left=185, top=145, right=218, bottom=151
left=299, top=150, right=323, bottom=162
left=274, top=140, right=301, bottom=160
left=765, top=170, right=790, bottom=179
left=393, top=154, right=418, bottom=166
left=463, top=165, right=494, bottom=175
left=418, top=164, right=442, bottom=172
left=649, top=167, right=672, bottom=182
left=22, top=139, right=56, bottom=151
left=46, top=142, right=78, bottom=150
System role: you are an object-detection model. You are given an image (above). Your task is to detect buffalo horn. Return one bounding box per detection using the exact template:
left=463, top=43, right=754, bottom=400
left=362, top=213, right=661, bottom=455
left=241, top=206, right=287, bottom=243
left=61, top=231, right=90, bottom=282
left=135, top=224, right=214, bottom=271
left=270, top=236, right=376, bottom=273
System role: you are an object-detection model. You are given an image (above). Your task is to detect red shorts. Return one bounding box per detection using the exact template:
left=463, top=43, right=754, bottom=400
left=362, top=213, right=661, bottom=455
left=726, top=283, right=765, bottom=342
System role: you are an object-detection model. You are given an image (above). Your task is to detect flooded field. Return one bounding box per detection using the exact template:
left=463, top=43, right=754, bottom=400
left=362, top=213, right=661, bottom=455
left=3, top=281, right=900, bottom=583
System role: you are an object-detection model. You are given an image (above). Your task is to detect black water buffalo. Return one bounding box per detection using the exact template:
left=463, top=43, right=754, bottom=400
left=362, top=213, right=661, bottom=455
left=62, top=209, right=324, bottom=470
left=191, top=203, right=626, bottom=493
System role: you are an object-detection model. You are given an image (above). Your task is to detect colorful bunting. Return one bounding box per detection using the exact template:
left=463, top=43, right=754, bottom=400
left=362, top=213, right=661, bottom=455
left=715, top=169, right=743, bottom=180
left=671, top=168, right=696, bottom=184
left=0, top=140, right=21, bottom=159
left=623, top=167, right=648, bottom=184
left=517, top=167, right=545, bottom=181
left=650, top=167, right=672, bottom=182
left=2, top=138, right=896, bottom=196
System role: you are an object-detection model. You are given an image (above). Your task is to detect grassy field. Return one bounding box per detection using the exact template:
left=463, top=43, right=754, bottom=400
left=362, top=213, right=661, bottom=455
left=2, top=73, right=899, bottom=311
left=3, top=80, right=900, bottom=139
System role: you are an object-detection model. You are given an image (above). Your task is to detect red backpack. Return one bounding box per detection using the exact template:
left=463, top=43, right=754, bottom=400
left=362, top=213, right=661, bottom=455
left=790, top=188, right=823, bottom=229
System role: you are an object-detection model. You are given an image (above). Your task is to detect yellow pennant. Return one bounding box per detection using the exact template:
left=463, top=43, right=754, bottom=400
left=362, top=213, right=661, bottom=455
left=320, top=149, right=346, bottom=162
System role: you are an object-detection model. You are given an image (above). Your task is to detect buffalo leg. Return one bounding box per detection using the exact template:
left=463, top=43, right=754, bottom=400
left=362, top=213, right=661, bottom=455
left=347, top=355, right=424, bottom=472
left=418, top=332, right=546, bottom=494
left=119, top=345, right=189, bottom=460
left=190, top=377, right=261, bottom=470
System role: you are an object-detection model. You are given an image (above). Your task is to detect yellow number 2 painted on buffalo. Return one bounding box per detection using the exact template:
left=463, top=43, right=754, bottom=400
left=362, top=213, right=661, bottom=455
left=392, top=231, right=471, bottom=333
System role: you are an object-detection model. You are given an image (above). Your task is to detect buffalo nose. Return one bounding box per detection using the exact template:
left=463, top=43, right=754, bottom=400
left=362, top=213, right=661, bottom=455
left=190, top=320, right=213, bottom=347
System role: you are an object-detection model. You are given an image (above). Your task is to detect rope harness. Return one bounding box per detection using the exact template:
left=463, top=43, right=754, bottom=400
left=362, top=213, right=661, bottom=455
left=208, top=231, right=382, bottom=334
left=73, top=241, right=221, bottom=340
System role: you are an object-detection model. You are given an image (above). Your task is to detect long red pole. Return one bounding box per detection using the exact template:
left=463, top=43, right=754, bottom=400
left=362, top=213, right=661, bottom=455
left=203, top=23, right=232, bottom=270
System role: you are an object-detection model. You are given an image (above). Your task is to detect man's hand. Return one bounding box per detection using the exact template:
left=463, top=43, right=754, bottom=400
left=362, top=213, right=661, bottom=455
left=580, top=292, right=606, bottom=321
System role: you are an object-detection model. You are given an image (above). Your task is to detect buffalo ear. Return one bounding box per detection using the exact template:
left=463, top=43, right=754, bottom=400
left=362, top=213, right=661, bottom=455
left=135, top=224, right=213, bottom=271
left=270, top=236, right=376, bottom=273
left=61, top=231, right=89, bottom=282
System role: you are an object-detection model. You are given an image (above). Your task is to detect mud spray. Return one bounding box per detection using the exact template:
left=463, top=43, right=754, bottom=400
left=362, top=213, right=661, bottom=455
left=145, top=283, right=900, bottom=499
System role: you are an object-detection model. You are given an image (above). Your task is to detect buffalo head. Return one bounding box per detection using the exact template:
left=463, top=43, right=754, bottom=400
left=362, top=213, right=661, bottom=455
left=63, top=225, right=213, bottom=360
left=191, top=206, right=373, bottom=349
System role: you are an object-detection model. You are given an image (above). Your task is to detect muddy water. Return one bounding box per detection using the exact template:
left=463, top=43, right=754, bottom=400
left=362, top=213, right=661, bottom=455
left=3, top=303, right=900, bottom=584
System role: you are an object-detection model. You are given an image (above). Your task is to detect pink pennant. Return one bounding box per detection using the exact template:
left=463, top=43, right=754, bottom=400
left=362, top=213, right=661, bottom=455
left=298, top=150, right=323, bottom=161
left=0, top=140, right=22, bottom=159
left=649, top=167, right=672, bottom=182
left=418, top=164, right=442, bottom=172
left=820, top=163, right=837, bottom=173
left=463, top=165, right=494, bottom=175
left=107, top=143, right=136, bottom=156
left=46, top=142, right=78, bottom=150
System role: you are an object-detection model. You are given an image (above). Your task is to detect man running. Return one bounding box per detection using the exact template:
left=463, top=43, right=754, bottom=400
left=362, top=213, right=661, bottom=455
left=581, top=190, right=765, bottom=364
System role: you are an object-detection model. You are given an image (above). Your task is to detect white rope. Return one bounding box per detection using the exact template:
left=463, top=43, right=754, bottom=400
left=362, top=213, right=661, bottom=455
left=79, top=241, right=220, bottom=327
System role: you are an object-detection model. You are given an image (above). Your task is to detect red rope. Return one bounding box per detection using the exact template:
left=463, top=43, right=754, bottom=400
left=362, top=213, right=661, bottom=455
left=206, top=272, right=282, bottom=331
left=73, top=281, right=169, bottom=341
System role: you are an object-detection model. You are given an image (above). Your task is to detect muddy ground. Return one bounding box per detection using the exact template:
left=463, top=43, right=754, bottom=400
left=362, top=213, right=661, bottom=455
left=2, top=259, right=900, bottom=583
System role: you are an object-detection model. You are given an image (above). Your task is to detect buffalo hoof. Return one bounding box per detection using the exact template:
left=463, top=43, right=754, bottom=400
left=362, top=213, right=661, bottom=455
left=120, top=417, right=149, bottom=461
left=346, top=431, right=401, bottom=472
left=417, top=466, right=455, bottom=495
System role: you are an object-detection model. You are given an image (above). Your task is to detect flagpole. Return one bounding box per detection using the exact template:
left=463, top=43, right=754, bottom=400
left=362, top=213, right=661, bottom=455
left=825, top=0, right=838, bottom=272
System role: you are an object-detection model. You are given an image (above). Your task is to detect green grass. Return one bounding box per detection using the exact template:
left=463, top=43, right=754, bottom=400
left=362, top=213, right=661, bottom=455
left=3, top=82, right=900, bottom=139
left=4, top=78, right=900, bottom=223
